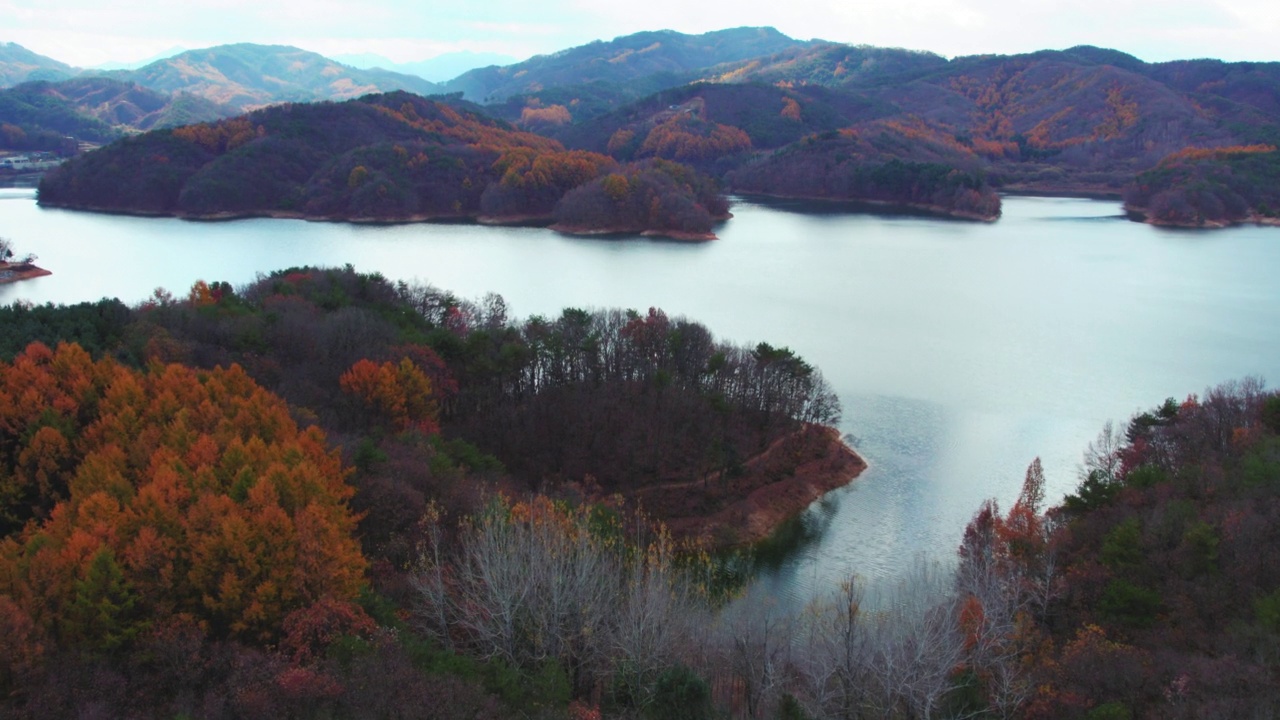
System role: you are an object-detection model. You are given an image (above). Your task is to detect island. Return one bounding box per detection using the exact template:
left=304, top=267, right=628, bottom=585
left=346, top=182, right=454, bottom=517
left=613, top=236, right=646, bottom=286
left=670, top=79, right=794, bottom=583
left=35, top=91, right=729, bottom=240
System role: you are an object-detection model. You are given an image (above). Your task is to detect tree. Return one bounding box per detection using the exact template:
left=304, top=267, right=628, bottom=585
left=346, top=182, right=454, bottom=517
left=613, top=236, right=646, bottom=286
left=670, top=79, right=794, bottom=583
left=0, top=236, right=13, bottom=263
left=0, top=342, right=367, bottom=647
left=413, top=497, right=712, bottom=703
left=64, top=547, right=147, bottom=652
left=339, top=356, right=440, bottom=433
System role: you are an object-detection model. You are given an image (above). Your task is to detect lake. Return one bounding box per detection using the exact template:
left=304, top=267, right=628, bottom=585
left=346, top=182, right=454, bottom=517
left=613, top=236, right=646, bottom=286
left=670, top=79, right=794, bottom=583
left=4, top=188, right=1279, bottom=607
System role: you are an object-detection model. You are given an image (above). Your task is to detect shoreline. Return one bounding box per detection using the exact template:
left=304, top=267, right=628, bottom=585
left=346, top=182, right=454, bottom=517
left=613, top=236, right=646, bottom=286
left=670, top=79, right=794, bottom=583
left=548, top=222, right=718, bottom=241
left=37, top=201, right=723, bottom=238
left=1123, top=204, right=1280, bottom=229
left=731, top=190, right=1000, bottom=222
left=998, top=186, right=1124, bottom=200
left=0, top=262, right=52, bottom=285
left=635, top=424, right=868, bottom=550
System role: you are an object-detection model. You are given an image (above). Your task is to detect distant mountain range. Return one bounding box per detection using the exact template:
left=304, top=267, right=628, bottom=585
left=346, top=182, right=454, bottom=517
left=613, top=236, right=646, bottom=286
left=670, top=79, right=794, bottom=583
left=0, top=42, right=442, bottom=149
left=332, top=50, right=518, bottom=83
left=0, top=77, right=233, bottom=147
left=8, top=27, right=1280, bottom=211
left=92, top=46, right=189, bottom=71
left=0, top=41, right=76, bottom=85
left=95, top=44, right=438, bottom=109
left=438, top=27, right=816, bottom=103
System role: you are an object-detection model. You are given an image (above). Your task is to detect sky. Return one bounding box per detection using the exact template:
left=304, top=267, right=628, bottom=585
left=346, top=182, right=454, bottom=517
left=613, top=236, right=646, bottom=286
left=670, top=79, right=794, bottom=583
left=4, top=0, right=1278, bottom=68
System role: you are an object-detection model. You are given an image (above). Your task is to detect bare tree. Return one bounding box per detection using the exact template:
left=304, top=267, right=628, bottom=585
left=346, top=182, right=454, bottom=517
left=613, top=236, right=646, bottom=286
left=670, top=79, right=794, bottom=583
left=413, top=497, right=714, bottom=704
left=1080, top=420, right=1125, bottom=486
left=788, top=559, right=970, bottom=720
left=719, top=598, right=796, bottom=719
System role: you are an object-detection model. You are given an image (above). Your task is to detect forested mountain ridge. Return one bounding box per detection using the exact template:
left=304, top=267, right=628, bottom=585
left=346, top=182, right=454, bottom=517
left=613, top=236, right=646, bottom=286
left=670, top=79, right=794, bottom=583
left=480, top=33, right=1280, bottom=201
left=676, top=43, right=1280, bottom=194
left=36, top=91, right=729, bottom=237
left=439, top=26, right=815, bottom=104
left=1123, top=144, right=1280, bottom=226
left=0, top=44, right=442, bottom=150
left=538, top=81, right=1000, bottom=219
left=16, top=29, right=1280, bottom=219
left=107, top=43, right=441, bottom=110
left=0, top=41, right=76, bottom=86
left=0, top=77, right=234, bottom=151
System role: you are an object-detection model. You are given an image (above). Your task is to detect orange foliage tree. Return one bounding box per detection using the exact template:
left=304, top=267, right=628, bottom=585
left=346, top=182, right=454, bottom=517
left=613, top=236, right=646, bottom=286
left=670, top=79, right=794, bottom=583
left=339, top=357, right=440, bottom=433
left=519, top=104, right=573, bottom=129
left=172, top=118, right=263, bottom=155
left=638, top=116, right=752, bottom=162
left=0, top=342, right=366, bottom=649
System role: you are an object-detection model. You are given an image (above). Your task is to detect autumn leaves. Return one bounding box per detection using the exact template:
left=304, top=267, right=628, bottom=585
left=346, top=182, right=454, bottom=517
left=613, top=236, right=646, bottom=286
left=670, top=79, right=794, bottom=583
left=0, top=342, right=367, bottom=650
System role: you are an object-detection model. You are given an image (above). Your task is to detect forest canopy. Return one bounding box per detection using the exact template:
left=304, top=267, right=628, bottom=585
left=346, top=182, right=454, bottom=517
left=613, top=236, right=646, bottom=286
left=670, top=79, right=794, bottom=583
left=35, top=91, right=728, bottom=238
left=1123, top=145, right=1280, bottom=226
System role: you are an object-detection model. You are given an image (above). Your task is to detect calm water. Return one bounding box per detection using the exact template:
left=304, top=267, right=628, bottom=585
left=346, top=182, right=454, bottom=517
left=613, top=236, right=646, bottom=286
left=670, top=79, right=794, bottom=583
left=4, top=189, right=1280, bottom=606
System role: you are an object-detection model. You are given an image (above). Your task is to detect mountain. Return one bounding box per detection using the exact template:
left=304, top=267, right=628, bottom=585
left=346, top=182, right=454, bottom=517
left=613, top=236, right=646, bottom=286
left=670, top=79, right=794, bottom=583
left=439, top=27, right=815, bottom=103
left=334, top=50, right=518, bottom=82
left=114, top=44, right=440, bottom=110
left=680, top=44, right=1280, bottom=192
left=92, top=45, right=188, bottom=71
left=0, top=78, right=236, bottom=150
left=0, top=41, right=77, bottom=87
left=726, top=119, right=1002, bottom=219
left=554, top=82, right=891, bottom=158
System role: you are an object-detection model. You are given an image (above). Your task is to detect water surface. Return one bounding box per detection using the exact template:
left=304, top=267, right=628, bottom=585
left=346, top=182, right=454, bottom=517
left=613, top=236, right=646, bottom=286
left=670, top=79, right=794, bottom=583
left=4, top=190, right=1278, bottom=605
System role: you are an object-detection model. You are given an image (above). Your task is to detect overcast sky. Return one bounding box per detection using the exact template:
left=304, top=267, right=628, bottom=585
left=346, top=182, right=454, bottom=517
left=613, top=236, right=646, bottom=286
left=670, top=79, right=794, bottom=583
left=4, top=0, right=1278, bottom=68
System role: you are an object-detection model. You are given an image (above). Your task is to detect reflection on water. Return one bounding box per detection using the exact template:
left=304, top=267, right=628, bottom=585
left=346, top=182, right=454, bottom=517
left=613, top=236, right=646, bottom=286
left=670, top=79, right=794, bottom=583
left=3, top=191, right=1280, bottom=607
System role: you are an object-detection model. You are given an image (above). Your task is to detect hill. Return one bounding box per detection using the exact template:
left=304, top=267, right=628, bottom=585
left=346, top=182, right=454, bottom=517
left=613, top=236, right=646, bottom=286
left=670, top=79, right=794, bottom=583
left=554, top=82, right=889, bottom=157
left=682, top=44, right=1280, bottom=194
left=439, top=26, right=814, bottom=104
left=727, top=120, right=1001, bottom=219
left=0, top=78, right=236, bottom=150
left=36, top=91, right=727, bottom=237
left=534, top=81, right=996, bottom=218
left=113, top=44, right=441, bottom=110
left=1123, top=144, right=1280, bottom=226
left=0, top=42, right=76, bottom=87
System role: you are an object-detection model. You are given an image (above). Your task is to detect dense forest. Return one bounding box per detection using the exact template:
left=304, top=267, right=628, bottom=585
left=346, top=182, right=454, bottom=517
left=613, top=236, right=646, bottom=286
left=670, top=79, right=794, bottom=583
left=0, top=266, right=852, bottom=717
left=1123, top=145, right=1280, bottom=226
left=3, top=267, right=1277, bottom=718
left=726, top=122, right=1002, bottom=220
left=15, top=28, right=1280, bottom=224
left=452, top=30, right=1280, bottom=208
left=35, top=92, right=728, bottom=237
